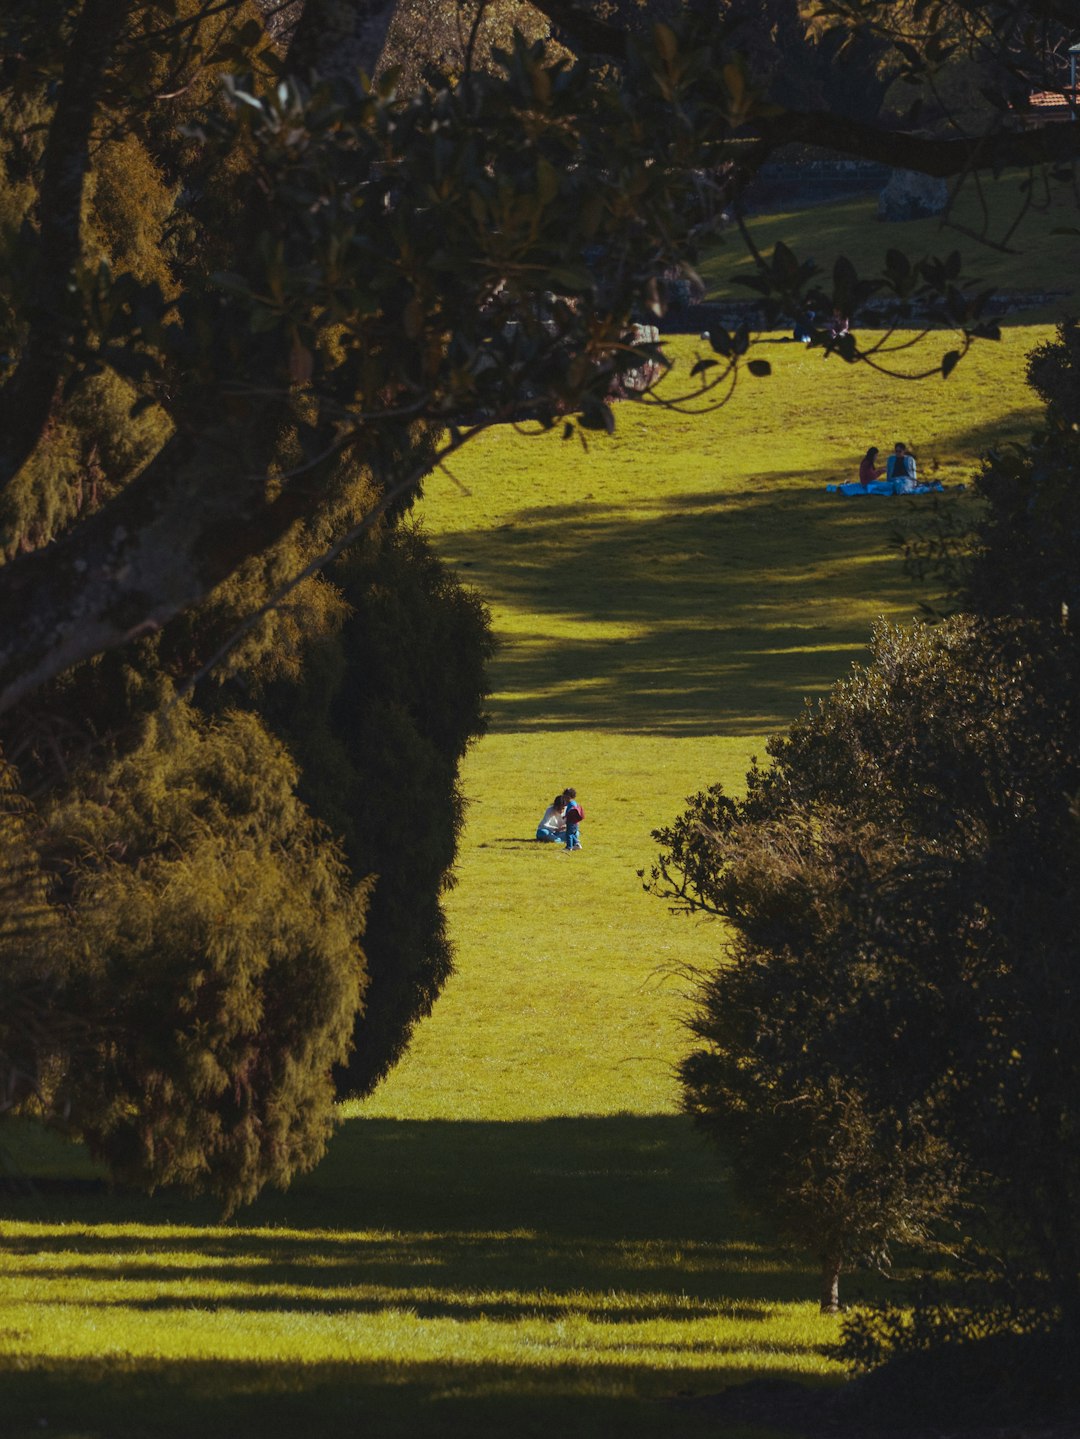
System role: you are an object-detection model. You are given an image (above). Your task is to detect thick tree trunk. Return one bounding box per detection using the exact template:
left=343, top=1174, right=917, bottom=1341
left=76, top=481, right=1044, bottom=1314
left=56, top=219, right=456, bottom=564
left=820, top=1256, right=841, bottom=1314
left=0, top=0, right=128, bottom=494
left=286, top=0, right=400, bottom=80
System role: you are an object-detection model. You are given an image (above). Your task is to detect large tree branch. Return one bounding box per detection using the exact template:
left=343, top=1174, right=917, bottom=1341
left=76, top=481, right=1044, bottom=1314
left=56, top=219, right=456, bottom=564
left=0, top=412, right=333, bottom=716
left=0, top=0, right=129, bottom=494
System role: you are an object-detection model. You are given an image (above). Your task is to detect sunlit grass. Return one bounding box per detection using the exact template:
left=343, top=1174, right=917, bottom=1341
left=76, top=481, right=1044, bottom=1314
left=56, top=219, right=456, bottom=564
left=359, top=328, right=1046, bottom=1123
left=0, top=1218, right=833, bottom=1375
left=416, top=328, right=1043, bottom=738
left=0, top=326, right=1051, bottom=1438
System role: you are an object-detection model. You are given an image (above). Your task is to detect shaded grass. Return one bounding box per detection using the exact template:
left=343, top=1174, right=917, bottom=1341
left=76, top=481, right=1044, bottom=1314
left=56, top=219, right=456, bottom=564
left=699, top=176, right=1079, bottom=320
left=0, top=327, right=1052, bottom=1437
left=1, top=1116, right=842, bottom=1439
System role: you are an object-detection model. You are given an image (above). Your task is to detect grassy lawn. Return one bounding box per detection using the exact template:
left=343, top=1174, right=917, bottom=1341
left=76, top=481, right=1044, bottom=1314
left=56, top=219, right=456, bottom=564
left=700, top=175, right=1078, bottom=320
left=0, top=325, right=1051, bottom=1438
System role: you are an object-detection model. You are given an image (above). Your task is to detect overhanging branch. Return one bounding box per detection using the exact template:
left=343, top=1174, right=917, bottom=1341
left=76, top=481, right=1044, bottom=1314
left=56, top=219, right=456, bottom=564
left=763, top=109, right=1080, bottom=178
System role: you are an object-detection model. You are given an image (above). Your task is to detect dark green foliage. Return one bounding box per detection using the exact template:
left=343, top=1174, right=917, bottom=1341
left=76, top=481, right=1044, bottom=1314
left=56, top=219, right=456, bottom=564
left=41, top=704, right=370, bottom=1213
left=0, top=752, right=71, bottom=1117
left=656, top=612, right=1080, bottom=1317
left=651, top=631, right=978, bottom=1309
left=263, top=524, right=492, bottom=1097
left=968, top=319, right=1080, bottom=630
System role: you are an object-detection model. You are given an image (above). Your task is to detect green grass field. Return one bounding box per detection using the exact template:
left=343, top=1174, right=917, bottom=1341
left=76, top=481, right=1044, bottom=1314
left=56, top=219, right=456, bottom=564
left=0, top=324, right=1051, bottom=1438
left=700, top=174, right=1077, bottom=320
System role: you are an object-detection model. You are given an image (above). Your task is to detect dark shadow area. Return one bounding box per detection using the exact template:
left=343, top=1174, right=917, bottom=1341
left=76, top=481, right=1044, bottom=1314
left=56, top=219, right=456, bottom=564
left=0, top=1114, right=815, bottom=1311
left=433, top=468, right=995, bottom=735
left=0, top=1354, right=828, bottom=1439
left=0, top=1115, right=835, bottom=1438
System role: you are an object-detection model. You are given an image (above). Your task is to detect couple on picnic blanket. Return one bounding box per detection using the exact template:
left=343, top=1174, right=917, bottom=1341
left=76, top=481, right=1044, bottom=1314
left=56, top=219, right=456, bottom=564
left=828, top=441, right=944, bottom=497
left=535, top=788, right=585, bottom=851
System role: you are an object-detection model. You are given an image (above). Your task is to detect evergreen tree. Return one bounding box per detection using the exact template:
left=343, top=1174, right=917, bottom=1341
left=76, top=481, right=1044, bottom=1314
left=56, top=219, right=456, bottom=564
left=261, top=525, right=493, bottom=1097
left=44, top=705, right=370, bottom=1212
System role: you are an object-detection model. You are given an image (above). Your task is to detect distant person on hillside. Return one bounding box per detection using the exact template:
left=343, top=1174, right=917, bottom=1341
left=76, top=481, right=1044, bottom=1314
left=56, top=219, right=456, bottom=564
left=536, top=794, right=567, bottom=843
left=859, top=446, right=885, bottom=489
left=793, top=309, right=814, bottom=345
left=562, top=788, right=584, bottom=852
left=886, top=441, right=917, bottom=492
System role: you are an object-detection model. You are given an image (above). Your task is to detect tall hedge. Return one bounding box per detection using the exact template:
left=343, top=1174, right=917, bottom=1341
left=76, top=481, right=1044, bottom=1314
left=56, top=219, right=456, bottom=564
left=263, top=524, right=492, bottom=1097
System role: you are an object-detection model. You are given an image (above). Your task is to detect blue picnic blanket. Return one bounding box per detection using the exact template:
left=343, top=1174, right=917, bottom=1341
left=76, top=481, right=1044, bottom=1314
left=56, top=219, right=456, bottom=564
left=827, top=480, right=945, bottom=496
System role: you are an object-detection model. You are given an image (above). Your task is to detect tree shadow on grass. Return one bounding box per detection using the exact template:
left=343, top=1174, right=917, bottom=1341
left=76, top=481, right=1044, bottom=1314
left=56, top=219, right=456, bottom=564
left=1, top=1114, right=819, bottom=1312
left=0, top=1115, right=835, bottom=1437
left=433, top=469, right=985, bottom=736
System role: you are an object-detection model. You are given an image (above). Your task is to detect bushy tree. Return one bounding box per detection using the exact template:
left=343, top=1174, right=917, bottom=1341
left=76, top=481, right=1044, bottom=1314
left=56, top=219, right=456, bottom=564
left=38, top=705, right=369, bottom=1211
left=0, top=2, right=492, bottom=1206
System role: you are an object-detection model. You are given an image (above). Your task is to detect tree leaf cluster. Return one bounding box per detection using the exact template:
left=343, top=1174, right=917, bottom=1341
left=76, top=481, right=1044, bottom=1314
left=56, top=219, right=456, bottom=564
left=37, top=704, right=370, bottom=1213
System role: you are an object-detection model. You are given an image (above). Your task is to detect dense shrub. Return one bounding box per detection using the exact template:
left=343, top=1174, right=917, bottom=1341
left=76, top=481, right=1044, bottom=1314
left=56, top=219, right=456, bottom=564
left=653, top=613, right=1080, bottom=1316
left=41, top=705, right=369, bottom=1212
left=264, top=524, right=492, bottom=1096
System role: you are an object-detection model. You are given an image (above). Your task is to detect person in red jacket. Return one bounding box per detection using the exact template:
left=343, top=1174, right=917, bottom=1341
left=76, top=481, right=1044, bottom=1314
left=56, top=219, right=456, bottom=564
left=859, top=446, right=885, bottom=488
left=562, top=788, right=584, bottom=851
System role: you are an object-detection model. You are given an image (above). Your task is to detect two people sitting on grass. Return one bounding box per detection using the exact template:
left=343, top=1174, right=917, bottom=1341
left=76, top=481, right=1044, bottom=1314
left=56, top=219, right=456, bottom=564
left=535, top=788, right=585, bottom=849
left=830, top=441, right=944, bottom=497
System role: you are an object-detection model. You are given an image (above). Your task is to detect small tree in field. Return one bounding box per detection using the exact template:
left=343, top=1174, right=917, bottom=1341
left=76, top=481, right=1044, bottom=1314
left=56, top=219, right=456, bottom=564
left=653, top=772, right=963, bottom=1311
left=653, top=598, right=1080, bottom=1327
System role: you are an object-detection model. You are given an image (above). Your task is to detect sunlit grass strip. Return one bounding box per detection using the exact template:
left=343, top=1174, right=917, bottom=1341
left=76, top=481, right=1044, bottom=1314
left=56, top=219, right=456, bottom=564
left=698, top=181, right=1077, bottom=315
left=2, top=1237, right=839, bottom=1376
